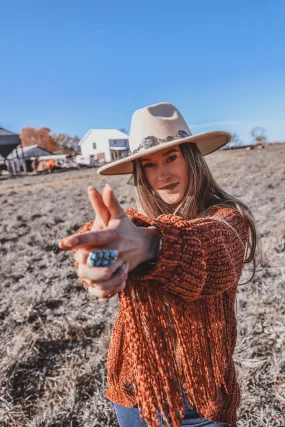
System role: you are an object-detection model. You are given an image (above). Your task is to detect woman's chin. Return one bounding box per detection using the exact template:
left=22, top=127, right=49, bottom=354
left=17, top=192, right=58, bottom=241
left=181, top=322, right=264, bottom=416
left=162, top=195, right=183, bottom=205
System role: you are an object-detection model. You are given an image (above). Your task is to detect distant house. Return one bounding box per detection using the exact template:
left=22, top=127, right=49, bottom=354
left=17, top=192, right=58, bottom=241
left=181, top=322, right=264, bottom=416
left=79, top=129, right=129, bottom=163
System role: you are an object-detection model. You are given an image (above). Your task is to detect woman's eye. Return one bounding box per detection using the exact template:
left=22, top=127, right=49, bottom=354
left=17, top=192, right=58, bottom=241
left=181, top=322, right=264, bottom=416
left=167, top=155, right=177, bottom=162
left=142, top=156, right=177, bottom=168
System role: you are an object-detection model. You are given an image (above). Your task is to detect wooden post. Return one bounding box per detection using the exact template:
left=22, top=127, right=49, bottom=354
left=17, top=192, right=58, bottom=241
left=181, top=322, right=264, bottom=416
left=3, top=158, right=8, bottom=175
left=19, top=142, right=27, bottom=173
left=11, top=159, right=16, bottom=175
left=6, top=159, right=14, bottom=175
left=15, top=146, right=21, bottom=174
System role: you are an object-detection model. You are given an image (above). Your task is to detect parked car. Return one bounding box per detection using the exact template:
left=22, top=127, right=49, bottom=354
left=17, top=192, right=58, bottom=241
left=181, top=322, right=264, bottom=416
left=75, top=155, right=98, bottom=167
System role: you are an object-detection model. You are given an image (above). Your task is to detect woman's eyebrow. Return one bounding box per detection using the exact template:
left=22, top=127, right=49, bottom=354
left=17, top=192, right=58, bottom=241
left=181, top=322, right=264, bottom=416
left=141, top=148, right=179, bottom=163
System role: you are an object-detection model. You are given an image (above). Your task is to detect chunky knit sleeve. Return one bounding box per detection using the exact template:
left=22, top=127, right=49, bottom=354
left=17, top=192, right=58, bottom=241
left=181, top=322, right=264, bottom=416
left=126, top=205, right=248, bottom=301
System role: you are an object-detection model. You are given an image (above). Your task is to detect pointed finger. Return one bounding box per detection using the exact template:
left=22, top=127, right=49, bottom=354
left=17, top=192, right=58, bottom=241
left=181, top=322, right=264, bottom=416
left=88, top=186, right=110, bottom=229
left=102, top=183, right=126, bottom=220
left=59, top=228, right=119, bottom=250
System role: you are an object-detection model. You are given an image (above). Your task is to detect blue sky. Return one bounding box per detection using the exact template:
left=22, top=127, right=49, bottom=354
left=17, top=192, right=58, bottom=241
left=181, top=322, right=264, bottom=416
left=1, top=0, right=285, bottom=144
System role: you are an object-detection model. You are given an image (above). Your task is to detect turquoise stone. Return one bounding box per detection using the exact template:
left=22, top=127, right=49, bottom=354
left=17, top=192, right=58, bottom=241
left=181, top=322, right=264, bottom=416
left=103, top=251, right=110, bottom=260
left=87, top=250, right=118, bottom=267
left=111, top=250, right=118, bottom=258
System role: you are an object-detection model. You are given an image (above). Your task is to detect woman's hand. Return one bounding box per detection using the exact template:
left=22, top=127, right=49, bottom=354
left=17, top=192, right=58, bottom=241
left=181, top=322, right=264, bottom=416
left=58, top=184, right=160, bottom=299
left=78, top=185, right=126, bottom=298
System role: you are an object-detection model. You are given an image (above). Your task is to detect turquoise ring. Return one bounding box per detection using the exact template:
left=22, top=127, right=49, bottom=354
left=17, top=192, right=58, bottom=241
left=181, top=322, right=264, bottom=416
left=87, top=249, right=119, bottom=267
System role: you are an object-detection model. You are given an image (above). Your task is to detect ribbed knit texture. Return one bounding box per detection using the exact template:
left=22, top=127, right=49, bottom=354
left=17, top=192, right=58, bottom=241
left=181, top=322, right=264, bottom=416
left=73, top=205, right=249, bottom=427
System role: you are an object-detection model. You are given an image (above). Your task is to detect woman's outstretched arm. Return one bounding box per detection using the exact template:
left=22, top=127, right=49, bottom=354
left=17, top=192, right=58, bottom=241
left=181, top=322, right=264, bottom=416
left=127, top=205, right=249, bottom=301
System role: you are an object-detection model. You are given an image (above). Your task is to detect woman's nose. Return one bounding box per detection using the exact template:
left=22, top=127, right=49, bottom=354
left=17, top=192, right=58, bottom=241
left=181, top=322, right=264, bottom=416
left=158, top=164, right=171, bottom=178
left=157, top=167, right=172, bottom=183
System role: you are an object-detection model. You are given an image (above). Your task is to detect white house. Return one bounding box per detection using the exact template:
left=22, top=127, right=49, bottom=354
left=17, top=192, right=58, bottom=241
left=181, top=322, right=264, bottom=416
left=79, top=129, right=129, bottom=163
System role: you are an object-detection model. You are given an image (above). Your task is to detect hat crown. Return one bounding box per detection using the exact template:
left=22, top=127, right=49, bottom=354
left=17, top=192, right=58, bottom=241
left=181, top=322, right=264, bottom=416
left=129, top=102, right=192, bottom=152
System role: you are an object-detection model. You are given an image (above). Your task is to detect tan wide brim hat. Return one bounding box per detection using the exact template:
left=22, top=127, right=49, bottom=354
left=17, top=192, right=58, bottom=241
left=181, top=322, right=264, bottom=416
left=97, top=102, right=232, bottom=175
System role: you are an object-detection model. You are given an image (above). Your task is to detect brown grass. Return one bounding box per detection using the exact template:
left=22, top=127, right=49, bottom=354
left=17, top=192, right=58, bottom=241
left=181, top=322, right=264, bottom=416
left=0, top=144, right=284, bottom=427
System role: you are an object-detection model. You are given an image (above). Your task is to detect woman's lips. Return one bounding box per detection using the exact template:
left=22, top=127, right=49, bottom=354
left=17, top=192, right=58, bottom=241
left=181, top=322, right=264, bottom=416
left=161, top=183, right=179, bottom=191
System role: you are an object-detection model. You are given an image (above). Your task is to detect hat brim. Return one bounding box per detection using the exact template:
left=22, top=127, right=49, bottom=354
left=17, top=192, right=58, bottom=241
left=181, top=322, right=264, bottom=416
left=97, top=130, right=231, bottom=175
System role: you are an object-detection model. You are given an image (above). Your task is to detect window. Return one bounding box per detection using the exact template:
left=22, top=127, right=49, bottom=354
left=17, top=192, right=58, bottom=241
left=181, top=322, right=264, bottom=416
left=109, top=139, right=127, bottom=147
left=93, top=143, right=97, bottom=150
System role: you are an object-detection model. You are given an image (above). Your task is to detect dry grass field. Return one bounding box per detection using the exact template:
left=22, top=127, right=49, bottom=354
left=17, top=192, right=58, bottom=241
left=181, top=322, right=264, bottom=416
left=0, top=143, right=284, bottom=427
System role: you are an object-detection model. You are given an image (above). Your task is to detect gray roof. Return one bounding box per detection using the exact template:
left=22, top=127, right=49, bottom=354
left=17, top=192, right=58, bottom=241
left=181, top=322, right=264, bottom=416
left=8, top=144, right=52, bottom=159
left=0, top=128, right=21, bottom=158
left=0, top=128, right=18, bottom=136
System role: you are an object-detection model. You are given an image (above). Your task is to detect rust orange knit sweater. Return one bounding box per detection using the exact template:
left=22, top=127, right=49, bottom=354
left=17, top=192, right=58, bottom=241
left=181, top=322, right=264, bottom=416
left=73, top=205, right=249, bottom=427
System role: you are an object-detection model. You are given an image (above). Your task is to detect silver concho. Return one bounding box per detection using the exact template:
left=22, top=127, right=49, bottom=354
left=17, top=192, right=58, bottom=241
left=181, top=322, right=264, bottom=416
left=142, top=136, right=157, bottom=148
left=129, top=130, right=190, bottom=156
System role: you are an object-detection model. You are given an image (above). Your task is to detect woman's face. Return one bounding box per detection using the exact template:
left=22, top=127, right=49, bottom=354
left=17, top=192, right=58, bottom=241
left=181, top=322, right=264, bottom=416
left=139, top=145, right=189, bottom=205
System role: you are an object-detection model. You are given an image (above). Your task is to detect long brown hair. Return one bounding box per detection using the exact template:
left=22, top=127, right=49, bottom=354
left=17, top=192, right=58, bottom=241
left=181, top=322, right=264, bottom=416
left=129, top=141, right=263, bottom=285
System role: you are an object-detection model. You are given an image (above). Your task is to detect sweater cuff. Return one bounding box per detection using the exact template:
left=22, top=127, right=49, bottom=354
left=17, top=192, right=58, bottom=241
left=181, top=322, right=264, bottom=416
left=128, top=213, right=184, bottom=283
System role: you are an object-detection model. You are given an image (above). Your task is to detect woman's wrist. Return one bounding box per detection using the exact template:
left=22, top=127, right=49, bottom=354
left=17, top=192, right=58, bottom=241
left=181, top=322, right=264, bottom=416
left=138, top=227, right=161, bottom=264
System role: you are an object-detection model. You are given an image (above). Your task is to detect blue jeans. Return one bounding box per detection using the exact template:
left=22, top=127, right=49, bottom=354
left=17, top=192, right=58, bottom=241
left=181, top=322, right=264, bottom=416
left=114, top=392, right=237, bottom=427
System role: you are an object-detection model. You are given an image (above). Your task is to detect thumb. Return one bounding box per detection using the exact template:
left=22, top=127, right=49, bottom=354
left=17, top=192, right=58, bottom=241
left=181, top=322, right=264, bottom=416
left=102, top=183, right=126, bottom=220
left=88, top=186, right=110, bottom=230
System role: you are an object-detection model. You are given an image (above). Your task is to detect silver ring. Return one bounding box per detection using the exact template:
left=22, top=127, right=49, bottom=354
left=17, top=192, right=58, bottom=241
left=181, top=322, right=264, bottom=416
left=87, top=249, right=119, bottom=267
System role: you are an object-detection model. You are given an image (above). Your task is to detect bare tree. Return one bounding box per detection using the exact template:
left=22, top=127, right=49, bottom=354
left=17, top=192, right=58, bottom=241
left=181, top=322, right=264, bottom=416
left=52, top=133, right=81, bottom=155
left=251, top=127, right=268, bottom=144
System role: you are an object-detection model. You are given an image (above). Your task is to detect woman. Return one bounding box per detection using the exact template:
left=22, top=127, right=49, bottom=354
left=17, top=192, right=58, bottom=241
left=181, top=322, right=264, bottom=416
left=59, top=102, right=261, bottom=427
